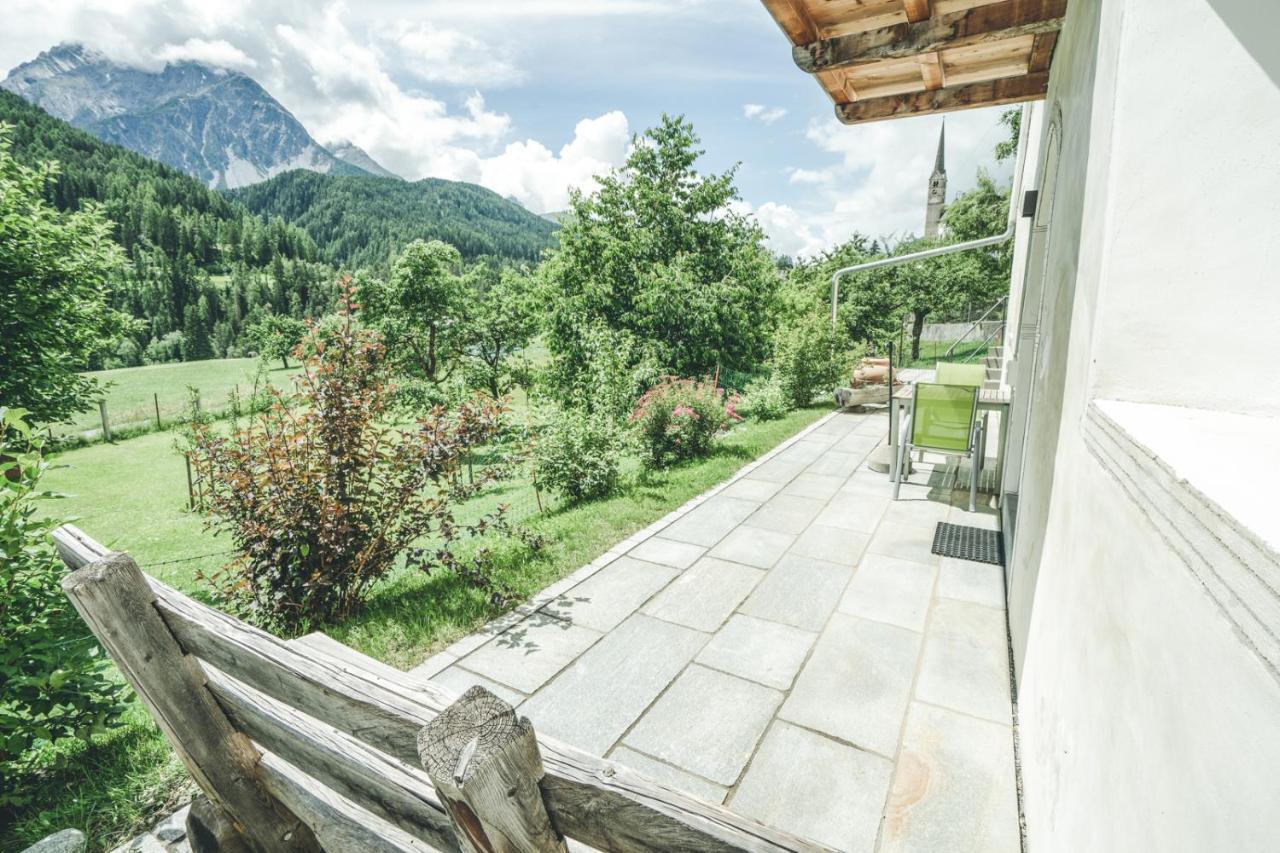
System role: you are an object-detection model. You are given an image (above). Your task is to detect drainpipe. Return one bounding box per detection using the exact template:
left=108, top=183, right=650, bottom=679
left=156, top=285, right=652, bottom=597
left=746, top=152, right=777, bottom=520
left=829, top=102, right=1033, bottom=330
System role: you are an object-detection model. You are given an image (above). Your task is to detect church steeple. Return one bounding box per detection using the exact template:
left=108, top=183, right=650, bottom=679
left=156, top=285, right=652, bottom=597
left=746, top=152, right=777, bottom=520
left=924, top=119, right=947, bottom=239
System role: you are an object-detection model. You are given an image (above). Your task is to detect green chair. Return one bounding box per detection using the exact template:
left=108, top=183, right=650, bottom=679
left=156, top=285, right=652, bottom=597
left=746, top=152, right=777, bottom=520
left=894, top=382, right=984, bottom=512
left=936, top=361, right=986, bottom=388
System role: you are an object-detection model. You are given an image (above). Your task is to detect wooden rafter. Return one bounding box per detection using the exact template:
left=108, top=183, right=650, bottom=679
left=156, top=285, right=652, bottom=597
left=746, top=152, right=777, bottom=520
left=903, top=0, right=933, bottom=24
left=793, top=0, right=1066, bottom=73
left=835, top=70, right=1049, bottom=123
left=918, top=51, right=944, bottom=90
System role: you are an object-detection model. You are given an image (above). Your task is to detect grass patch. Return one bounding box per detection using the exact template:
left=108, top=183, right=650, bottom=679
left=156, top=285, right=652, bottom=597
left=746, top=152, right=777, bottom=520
left=17, top=403, right=828, bottom=850
left=53, top=358, right=297, bottom=441
left=898, top=338, right=992, bottom=370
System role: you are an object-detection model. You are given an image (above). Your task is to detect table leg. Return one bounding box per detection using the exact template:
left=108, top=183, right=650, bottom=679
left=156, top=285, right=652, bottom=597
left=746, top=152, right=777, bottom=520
left=889, top=397, right=901, bottom=481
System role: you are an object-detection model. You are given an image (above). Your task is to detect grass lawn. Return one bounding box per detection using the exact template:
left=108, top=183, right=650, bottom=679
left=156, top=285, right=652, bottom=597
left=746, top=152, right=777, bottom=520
left=899, top=338, right=993, bottom=370
left=53, top=358, right=297, bottom=439
left=4, top=403, right=830, bottom=851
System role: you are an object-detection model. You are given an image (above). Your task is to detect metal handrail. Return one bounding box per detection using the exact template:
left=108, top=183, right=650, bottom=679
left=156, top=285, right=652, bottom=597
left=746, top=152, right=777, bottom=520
left=829, top=102, right=1032, bottom=329
left=943, top=295, right=1008, bottom=358
left=961, top=320, right=1006, bottom=363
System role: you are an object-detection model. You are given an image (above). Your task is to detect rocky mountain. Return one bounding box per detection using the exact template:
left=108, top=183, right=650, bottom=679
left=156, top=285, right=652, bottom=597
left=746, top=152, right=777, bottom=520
left=1, top=43, right=367, bottom=189
left=325, top=139, right=400, bottom=180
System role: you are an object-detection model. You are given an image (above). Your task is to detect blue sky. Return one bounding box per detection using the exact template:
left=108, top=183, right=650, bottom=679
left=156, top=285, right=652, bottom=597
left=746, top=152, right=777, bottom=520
left=2, top=0, right=1014, bottom=256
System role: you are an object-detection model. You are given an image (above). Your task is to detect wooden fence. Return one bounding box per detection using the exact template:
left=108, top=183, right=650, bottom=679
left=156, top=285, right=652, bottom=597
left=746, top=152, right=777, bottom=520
left=53, top=526, right=830, bottom=853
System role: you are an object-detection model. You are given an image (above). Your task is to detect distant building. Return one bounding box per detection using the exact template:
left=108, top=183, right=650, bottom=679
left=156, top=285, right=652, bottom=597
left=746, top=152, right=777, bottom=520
left=924, top=120, right=947, bottom=239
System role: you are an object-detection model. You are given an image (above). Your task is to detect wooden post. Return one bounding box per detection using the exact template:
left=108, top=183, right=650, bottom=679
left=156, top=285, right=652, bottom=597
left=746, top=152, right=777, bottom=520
left=418, top=686, right=567, bottom=853
left=98, top=400, right=111, bottom=442
left=61, top=553, right=320, bottom=853
left=185, top=453, right=196, bottom=511
left=155, top=393, right=162, bottom=430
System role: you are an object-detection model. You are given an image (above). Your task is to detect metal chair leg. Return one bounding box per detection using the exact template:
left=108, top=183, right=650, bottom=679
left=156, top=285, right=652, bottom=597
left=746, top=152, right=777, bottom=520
left=968, top=421, right=983, bottom=513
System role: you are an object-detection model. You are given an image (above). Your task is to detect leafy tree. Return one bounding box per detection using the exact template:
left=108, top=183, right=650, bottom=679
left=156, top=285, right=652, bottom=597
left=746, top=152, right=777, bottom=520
left=1, top=409, right=128, bottom=806
left=770, top=314, right=859, bottom=406
left=943, top=171, right=1014, bottom=281
left=187, top=286, right=514, bottom=631
left=542, top=115, right=780, bottom=400
left=995, top=108, right=1021, bottom=163
left=245, top=313, right=307, bottom=369
left=360, top=239, right=466, bottom=388
left=464, top=264, right=538, bottom=399
left=0, top=126, right=125, bottom=424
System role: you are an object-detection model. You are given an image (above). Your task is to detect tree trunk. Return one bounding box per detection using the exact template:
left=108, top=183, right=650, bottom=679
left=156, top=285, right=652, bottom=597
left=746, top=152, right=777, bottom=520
left=281, top=355, right=289, bottom=370
left=911, top=311, right=927, bottom=362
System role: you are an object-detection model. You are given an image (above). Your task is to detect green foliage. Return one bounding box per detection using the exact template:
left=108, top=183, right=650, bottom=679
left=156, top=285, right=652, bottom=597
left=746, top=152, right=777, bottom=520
left=629, top=377, right=741, bottom=468
left=737, top=376, right=791, bottom=421
left=187, top=291, right=514, bottom=632
left=530, top=408, right=623, bottom=503
left=771, top=315, right=858, bottom=407
left=0, top=409, right=129, bottom=808
left=360, top=240, right=466, bottom=390
left=782, top=235, right=899, bottom=348
left=464, top=264, right=539, bottom=399
left=0, top=126, right=127, bottom=424
left=245, top=313, right=307, bottom=369
left=542, top=115, right=779, bottom=398
left=995, top=108, right=1021, bottom=163
left=227, top=169, right=559, bottom=267
left=942, top=171, right=1014, bottom=282
left=0, top=91, right=334, bottom=370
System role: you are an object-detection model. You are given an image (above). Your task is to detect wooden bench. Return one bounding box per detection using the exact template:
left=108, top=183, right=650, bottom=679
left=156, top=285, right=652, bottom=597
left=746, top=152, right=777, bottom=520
left=53, top=526, right=830, bottom=853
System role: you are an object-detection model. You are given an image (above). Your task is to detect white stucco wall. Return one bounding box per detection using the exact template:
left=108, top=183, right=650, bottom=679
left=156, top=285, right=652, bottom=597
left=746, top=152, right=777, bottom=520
left=1010, top=0, right=1280, bottom=849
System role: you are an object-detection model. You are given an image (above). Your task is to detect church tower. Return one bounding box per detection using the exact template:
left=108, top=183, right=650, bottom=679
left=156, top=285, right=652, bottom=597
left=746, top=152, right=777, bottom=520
left=924, top=120, right=947, bottom=239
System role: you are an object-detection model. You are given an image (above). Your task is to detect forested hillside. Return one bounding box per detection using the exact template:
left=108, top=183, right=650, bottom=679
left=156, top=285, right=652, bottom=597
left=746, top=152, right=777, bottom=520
left=229, top=169, right=559, bottom=268
left=0, top=90, right=335, bottom=367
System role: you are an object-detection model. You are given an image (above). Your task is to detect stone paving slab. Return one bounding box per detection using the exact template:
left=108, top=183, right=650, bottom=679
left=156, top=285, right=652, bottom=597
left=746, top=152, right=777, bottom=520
left=789, top=523, right=868, bottom=566
left=743, top=493, right=826, bottom=535
left=867, top=521, right=941, bottom=566
left=459, top=613, right=601, bottom=694
left=708, top=525, right=796, bottom=569
left=780, top=613, right=922, bottom=757
left=915, top=599, right=1013, bottom=724
left=814, top=491, right=889, bottom=534
left=641, top=556, right=764, bottom=632
left=782, top=472, right=847, bottom=501
left=739, top=553, right=851, bottom=631
left=838, top=554, right=938, bottom=633
left=624, top=664, right=783, bottom=785
left=540, top=556, right=678, bottom=631
left=609, top=745, right=729, bottom=804
left=518, top=613, right=707, bottom=755
left=719, top=476, right=786, bottom=501
left=937, top=556, right=1006, bottom=608
left=731, top=721, right=894, bottom=853
left=625, top=536, right=707, bottom=570
left=696, top=613, right=816, bottom=690
left=660, top=495, right=761, bottom=546
left=431, top=664, right=527, bottom=706
left=880, top=702, right=1019, bottom=853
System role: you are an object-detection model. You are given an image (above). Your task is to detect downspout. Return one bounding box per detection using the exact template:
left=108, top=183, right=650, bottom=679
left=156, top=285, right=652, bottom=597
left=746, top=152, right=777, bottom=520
left=829, top=102, right=1033, bottom=329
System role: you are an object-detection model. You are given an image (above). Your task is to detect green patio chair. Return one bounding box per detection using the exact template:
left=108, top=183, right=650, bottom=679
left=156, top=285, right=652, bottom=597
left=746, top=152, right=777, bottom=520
left=935, top=361, right=986, bottom=388
left=894, top=382, right=984, bottom=512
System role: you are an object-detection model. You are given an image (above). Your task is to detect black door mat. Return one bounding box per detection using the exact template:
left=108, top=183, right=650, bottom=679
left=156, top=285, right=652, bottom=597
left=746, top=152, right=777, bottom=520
left=932, top=522, right=1004, bottom=566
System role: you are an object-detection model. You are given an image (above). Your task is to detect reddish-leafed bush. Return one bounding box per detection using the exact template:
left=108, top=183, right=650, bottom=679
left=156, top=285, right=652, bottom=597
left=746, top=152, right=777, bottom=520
left=188, top=283, right=512, bottom=632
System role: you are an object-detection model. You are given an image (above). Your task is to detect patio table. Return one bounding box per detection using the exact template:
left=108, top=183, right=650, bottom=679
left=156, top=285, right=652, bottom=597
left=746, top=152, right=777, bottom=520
left=888, top=368, right=1013, bottom=502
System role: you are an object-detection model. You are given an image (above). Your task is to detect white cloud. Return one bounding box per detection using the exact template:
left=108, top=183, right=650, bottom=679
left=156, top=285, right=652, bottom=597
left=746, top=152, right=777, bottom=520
left=743, top=103, right=787, bottom=124
left=379, top=20, right=523, bottom=87
left=154, top=38, right=257, bottom=71
left=466, top=111, right=630, bottom=213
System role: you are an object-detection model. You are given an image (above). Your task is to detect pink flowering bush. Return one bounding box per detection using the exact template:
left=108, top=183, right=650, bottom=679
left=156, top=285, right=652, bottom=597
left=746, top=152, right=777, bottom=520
left=630, top=376, right=741, bottom=467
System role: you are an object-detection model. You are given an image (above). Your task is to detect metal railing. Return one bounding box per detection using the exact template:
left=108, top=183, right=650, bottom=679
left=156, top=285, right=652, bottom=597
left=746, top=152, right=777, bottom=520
left=944, top=295, right=1008, bottom=359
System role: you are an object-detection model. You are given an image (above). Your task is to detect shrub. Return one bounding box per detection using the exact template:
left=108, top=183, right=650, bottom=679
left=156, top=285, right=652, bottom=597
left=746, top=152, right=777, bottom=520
left=630, top=376, right=741, bottom=467
left=188, top=284, right=514, bottom=632
left=770, top=315, right=859, bottom=407
left=530, top=407, right=623, bottom=502
left=737, top=376, right=791, bottom=421
left=0, top=408, right=128, bottom=807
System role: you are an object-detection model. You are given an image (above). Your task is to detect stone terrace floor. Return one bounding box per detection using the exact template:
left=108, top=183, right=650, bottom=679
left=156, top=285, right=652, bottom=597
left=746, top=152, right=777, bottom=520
left=411, top=409, right=1020, bottom=853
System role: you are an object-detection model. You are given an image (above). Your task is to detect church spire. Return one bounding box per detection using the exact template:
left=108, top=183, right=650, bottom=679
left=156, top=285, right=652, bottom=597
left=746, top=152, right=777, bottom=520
left=924, top=119, right=948, bottom=239
left=934, top=118, right=946, bottom=174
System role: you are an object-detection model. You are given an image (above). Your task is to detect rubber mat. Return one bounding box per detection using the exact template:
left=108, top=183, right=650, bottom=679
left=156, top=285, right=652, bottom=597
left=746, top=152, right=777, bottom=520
left=931, top=521, right=1004, bottom=566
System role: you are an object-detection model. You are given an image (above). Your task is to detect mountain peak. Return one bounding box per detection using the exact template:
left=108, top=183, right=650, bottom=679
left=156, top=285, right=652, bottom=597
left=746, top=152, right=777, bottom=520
left=2, top=43, right=369, bottom=189
left=323, top=139, right=400, bottom=180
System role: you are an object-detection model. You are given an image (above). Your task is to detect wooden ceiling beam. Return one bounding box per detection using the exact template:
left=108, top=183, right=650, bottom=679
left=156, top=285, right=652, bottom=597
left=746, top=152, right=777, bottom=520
left=760, top=0, right=819, bottom=44
left=835, top=70, right=1049, bottom=123
left=794, top=0, right=1066, bottom=73
left=918, top=52, right=945, bottom=90
left=903, top=0, right=933, bottom=23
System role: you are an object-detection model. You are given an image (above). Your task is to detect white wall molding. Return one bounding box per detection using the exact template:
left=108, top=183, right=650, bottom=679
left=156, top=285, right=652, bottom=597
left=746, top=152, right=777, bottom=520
left=1084, top=400, right=1280, bottom=680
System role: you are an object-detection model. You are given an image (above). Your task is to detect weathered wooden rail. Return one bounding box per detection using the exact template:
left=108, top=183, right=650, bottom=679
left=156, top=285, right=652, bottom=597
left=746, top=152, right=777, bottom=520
left=54, top=525, right=831, bottom=853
